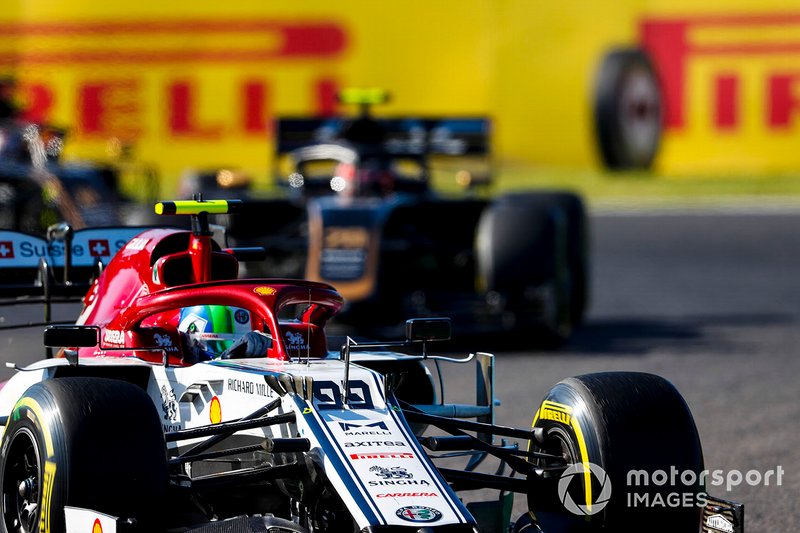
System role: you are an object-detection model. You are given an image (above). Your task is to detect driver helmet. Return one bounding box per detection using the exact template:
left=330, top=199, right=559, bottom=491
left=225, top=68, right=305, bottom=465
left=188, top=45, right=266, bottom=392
left=178, top=305, right=252, bottom=361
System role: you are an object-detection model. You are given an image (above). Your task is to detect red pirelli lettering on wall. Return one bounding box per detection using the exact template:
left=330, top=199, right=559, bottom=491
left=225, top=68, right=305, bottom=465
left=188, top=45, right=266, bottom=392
left=0, top=19, right=347, bottom=138
left=78, top=80, right=141, bottom=138
left=641, top=13, right=800, bottom=131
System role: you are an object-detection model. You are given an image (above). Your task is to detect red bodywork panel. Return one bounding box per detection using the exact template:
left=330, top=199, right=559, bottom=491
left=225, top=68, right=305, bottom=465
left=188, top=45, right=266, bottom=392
left=72, top=227, right=344, bottom=363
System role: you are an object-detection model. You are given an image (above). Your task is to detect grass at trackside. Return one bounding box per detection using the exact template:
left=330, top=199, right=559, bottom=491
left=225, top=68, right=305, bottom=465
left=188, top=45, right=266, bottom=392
left=486, top=166, right=800, bottom=210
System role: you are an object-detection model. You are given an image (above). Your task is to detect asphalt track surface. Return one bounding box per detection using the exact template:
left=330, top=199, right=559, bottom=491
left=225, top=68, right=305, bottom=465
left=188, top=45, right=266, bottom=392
left=1, top=211, right=798, bottom=531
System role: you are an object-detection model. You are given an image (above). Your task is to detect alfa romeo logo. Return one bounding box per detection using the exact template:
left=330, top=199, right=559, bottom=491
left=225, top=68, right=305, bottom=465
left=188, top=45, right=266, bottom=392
left=395, top=505, right=442, bottom=523
left=558, top=462, right=612, bottom=516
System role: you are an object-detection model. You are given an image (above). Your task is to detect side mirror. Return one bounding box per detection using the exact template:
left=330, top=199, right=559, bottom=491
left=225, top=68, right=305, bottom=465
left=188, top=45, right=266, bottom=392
left=44, top=326, right=99, bottom=348
left=223, top=247, right=267, bottom=262
left=405, top=318, right=452, bottom=342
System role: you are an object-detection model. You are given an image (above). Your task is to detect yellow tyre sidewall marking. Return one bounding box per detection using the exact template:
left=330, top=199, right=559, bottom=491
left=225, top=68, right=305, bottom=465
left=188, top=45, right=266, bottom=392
left=531, top=400, right=594, bottom=513
left=13, top=396, right=58, bottom=533
left=569, top=416, right=593, bottom=513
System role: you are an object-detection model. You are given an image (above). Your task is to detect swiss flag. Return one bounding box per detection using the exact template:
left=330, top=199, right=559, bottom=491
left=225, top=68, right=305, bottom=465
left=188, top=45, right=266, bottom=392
left=89, top=239, right=110, bottom=257
left=0, top=241, right=14, bottom=259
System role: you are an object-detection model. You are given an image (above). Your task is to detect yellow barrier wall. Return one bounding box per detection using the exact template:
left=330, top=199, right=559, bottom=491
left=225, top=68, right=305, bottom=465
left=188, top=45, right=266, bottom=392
left=3, top=0, right=800, bottom=185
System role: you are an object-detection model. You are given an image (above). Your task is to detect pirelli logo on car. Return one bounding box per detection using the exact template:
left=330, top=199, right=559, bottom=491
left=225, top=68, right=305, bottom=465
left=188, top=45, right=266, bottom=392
left=350, top=452, right=414, bottom=460
left=538, top=400, right=572, bottom=425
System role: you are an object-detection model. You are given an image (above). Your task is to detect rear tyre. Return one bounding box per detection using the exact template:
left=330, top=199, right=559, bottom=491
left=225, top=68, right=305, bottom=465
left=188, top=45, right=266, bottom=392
left=476, top=192, right=579, bottom=346
left=499, top=192, right=588, bottom=325
left=528, top=372, right=704, bottom=532
left=0, top=378, right=167, bottom=533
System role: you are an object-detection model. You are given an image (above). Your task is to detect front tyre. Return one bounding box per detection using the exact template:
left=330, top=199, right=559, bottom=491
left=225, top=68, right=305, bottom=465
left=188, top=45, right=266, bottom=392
left=528, top=372, right=704, bottom=532
left=0, top=378, right=167, bottom=533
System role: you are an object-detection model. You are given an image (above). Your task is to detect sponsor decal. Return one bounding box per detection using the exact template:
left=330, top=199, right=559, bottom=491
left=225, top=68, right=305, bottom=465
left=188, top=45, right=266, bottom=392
left=368, top=466, right=431, bottom=486
left=126, top=237, right=149, bottom=251
left=13, top=241, right=85, bottom=258
left=160, top=385, right=178, bottom=423
left=395, top=506, right=442, bottom=523
left=339, top=422, right=391, bottom=435
left=234, top=308, right=250, bottom=324
left=226, top=378, right=271, bottom=397
left=209, top=396, right=222, bottom=424
left=102, top=329, right=125, bottom=346
left=539, top=400, right=572, bottom=425
left=344, top=441, right=406, bottom=448
left=254, top=286, right=277, bottom=296
left=0, top=241, right=14, bottom=259
left=153, top=333, right=179, bottom=352
left=377, top=492, right=438, bottom=498
left=370, top=466, right=413, bottom=479
left=285, top=330, right=309, bottom=350
left=93, top=518, right=103, bottom=533
left=88, top=239, right=110, bottom=257
left=351, top=452, right=414, bottom=460
left=369, top=479, right=431, bottom=487
left=192, top=332, right=228, bottom=341
left=0, top=230, right=138, bottom=267
left=154, top=333, right=172, bottom=347
left=706, top=514, right=734, bottom=533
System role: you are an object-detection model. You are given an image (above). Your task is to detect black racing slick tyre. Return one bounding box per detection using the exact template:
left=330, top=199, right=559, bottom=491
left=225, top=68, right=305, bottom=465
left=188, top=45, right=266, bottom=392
left=0, top=378, right=167, bottom=533
left=504, top=192, right=588, bottom=326
left=528, top=372, right=704, bottom=532
left=594, top=48, right=662, bottom=170
left=476, top=192, right=586, bottom=346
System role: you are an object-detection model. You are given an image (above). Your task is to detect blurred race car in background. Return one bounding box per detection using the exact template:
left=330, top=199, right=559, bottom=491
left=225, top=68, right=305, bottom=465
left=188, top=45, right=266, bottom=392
left=183, top=90, right=589, bottom=346
left=0, top=120, right=158, bottom=233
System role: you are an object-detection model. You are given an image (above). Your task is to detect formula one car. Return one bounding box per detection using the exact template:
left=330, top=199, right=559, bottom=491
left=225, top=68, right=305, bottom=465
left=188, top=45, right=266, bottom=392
left=183, top=90, right=588, bottom=345
left=0, top=120, right=158, bottom=233
left=0, top=200, right=743, bottom=533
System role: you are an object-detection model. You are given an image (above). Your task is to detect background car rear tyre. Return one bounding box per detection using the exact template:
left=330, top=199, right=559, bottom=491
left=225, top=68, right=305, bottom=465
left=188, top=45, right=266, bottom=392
left=0, top=377, right=167, bottom=533
left=528, top=372, right=704, bottom=532
left=594, top=48, right=662, bottom=170
left=476, top=192, right=584, bottom=346
left=498, top=192, right=589, bottom=325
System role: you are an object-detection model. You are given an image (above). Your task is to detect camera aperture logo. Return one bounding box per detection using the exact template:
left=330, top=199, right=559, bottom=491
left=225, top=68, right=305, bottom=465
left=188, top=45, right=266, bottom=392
left=558, top=462, right=612, bottom=516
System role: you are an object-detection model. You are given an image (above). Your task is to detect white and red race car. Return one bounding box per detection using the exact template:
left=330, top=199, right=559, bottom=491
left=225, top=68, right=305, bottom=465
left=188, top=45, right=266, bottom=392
left=0, top=200, right=743, bottom=533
